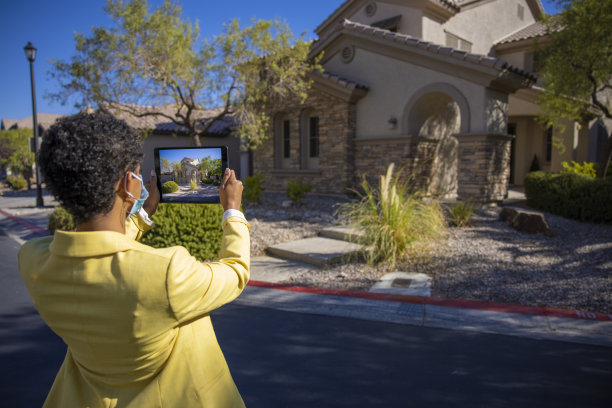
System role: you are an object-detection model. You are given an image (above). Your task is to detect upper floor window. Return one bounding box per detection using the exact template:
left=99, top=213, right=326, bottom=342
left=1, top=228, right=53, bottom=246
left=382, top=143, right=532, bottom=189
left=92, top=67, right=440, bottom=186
left=371, top=15, right=401, bottom=33
left=445, top=31, right=472, bottom=53
left=518, top=4, right=525, bottom=21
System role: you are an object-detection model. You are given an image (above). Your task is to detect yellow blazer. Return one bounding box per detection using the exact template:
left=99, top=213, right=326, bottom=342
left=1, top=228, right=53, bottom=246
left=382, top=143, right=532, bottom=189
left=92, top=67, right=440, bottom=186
left=18, top=214, right=250, bottom=407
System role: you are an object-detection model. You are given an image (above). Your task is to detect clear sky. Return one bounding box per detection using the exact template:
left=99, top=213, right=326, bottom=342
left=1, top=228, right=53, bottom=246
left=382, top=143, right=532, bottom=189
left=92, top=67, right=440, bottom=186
left=159, top=147, right=222, bottom=165
left=0, top=0, right=562, bottom=122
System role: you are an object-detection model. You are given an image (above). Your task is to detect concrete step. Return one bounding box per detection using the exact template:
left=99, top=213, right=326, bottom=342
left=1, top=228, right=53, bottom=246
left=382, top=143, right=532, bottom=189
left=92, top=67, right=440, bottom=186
left=318, top=225, right=366, bottom=243
left=250, top=256, right=317, bottom=283
left=266, top=236, right=365, bottom=268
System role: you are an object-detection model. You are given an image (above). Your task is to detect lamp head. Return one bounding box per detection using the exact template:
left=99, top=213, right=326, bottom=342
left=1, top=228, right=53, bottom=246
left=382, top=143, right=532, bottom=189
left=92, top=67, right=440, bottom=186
left=24, top=42, right=36, bottom=62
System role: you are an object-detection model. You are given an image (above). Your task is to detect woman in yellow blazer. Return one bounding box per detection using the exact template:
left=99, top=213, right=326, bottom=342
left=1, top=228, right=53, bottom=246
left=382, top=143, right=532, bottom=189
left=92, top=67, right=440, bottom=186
left=18, top=113, right=250, bottom=407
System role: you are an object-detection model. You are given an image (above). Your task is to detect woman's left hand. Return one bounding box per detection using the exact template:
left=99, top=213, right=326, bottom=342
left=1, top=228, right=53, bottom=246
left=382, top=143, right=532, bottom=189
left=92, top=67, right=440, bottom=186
left=143, top=170, right=161, bottom=217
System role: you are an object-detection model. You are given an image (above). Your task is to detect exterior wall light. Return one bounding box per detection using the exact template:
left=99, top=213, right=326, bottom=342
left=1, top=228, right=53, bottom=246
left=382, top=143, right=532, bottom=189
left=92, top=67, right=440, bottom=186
left=387, top=116, right=397, bottom=129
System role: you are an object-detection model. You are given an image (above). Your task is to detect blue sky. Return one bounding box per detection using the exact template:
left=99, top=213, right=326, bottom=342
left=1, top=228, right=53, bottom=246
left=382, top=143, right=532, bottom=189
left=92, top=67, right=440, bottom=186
left=0, top=0, right=562, bottom=122
left=159, top=147, right=222, bottom=166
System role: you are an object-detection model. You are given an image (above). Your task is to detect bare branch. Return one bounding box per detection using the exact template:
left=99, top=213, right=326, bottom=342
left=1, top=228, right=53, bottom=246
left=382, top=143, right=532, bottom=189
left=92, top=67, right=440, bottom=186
left=588, top=72, right=612, bottom=119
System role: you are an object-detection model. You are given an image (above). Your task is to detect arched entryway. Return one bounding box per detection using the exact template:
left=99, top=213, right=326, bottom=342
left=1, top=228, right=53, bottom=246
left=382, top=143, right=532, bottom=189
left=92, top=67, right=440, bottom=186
left=403, top=83, right=469, bottom=197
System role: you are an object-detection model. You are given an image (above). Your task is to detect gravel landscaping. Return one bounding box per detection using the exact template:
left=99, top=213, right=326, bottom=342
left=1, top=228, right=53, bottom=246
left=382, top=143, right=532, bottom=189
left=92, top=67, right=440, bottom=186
left=244, top=192, right=612, bottom=314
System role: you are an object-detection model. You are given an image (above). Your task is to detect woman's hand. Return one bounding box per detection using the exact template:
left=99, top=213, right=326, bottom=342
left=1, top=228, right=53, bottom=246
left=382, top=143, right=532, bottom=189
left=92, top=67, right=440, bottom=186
left=219, top=168, right=243, bottom=211
left=143, top=170, right=161, bottom=217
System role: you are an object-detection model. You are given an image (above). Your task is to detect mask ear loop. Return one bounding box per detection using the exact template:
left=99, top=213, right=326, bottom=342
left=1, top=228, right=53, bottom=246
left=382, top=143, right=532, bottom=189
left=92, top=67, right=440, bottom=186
left=124, top=171, right=140, bottom=200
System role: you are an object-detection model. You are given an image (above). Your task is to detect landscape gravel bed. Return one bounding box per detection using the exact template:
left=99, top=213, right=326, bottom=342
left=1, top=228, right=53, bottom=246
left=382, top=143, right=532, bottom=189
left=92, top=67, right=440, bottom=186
left=244, top=192, right=612, bottom=314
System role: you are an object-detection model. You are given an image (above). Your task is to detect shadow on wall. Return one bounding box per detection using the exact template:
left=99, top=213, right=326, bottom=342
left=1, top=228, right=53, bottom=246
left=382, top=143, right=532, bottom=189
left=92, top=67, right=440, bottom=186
left=409, top=92, right=461, bottom=197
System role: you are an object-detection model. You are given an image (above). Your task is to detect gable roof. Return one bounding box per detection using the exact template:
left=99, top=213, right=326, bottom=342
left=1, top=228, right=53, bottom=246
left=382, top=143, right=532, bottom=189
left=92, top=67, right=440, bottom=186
left=316, top=0, right=460, bottom=38
left=312, top=19, right=537, bottom=85
left=495, top=17, right=562, bottom=46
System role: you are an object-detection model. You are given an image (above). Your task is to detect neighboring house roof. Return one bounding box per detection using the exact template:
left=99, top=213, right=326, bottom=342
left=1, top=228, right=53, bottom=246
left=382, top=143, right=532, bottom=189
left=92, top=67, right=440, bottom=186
left=1, top=113, right=64, bottom=131
left=496, top=18, right=562, bottom=45
left=313, top=19, right=537, bottom=83
left=108, top=104, right=234, bottom=136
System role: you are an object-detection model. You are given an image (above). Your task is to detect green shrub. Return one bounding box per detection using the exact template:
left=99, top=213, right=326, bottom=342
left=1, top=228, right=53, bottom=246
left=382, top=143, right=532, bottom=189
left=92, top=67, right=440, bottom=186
left=338, top=163, right=447, bottom=268
left=447, top=200, right=476, bottom=227
left=561, top=161, right=597, bottom=178
left=48, top=206, right=75, bottom=234
left=524, top=171, right=612, bottom=222
left=286, top=179, right=312, bottom=203
left=141, top=203, right=224, bottom=261
left=162, top=181, right=179, bottom=193
left=190, top=180, right=198, bottom=191
left=7, top=175, right=27, bottom=191
left=243, top=173, right=264, bottom=202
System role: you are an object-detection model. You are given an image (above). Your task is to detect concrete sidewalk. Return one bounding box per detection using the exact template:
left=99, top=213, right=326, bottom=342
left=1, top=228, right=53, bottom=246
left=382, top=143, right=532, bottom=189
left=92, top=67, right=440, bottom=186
left=1, top=197, right=611, bottom=349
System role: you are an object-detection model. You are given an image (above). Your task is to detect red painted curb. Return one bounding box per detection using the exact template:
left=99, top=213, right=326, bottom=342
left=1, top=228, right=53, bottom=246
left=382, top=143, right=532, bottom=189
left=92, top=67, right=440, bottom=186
left=3, top=208, right=609, bottom=323
left=0, top=208, right=49, bottom=236
left=247, top=280, right=612, bottom=322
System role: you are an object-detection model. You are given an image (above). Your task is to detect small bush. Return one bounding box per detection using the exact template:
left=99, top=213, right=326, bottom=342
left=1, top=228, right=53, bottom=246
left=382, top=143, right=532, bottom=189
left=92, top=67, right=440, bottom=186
left=190, top=180, right=198, bottom=191
left=140, top=203, right=224, bottom=261
left=7, top=175, right=27, bottom=191
left=338, top=163, right=447, bottom=268
left=162, top=181, right=179, bottom=193
left=287, top=179, right=312, bottom=203
left=243, top=173, right=264, bottom=203
left=524, top=171, right=612, bottom=222
left=48, top=206, right=75, bottom=234
left=561, top=161, right=597, bottom=178
left=447, top=200, right=476, bottom=227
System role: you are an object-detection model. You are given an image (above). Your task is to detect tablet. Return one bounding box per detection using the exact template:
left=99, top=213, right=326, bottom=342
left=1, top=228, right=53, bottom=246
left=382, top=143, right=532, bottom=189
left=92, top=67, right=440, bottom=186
left=154, top=146, right=228, bottom=203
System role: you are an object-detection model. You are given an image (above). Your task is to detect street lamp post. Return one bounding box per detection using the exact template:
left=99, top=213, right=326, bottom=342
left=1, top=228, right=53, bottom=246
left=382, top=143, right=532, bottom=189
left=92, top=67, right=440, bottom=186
left=24, top=42, right=44, bottom=207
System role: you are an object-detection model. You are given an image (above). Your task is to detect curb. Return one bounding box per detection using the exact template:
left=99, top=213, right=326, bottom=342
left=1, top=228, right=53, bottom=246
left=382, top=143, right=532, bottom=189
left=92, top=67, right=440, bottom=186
left=239, top=281, right=612, bottom=348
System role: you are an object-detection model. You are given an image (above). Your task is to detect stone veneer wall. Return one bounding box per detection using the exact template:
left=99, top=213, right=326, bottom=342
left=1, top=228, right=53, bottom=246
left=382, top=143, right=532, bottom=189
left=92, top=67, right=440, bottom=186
left=253, top=88, right=356, bottom=194
left=353, top=137, right=439, bottom=192
left=456, top=133, right=513, bottom=203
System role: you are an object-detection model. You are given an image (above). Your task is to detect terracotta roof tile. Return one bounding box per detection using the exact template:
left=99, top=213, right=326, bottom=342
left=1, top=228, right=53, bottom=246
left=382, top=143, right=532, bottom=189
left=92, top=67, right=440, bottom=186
left=496, top=19, right=562, bottom=45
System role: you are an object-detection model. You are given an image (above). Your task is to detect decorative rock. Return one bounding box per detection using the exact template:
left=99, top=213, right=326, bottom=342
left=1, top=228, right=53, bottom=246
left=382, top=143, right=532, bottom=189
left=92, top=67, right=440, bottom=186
left=500, top=206, right=554, bottom=237
left=499, top=207, right=518, bottom=224
left=281, top=200, right=292, bottom=208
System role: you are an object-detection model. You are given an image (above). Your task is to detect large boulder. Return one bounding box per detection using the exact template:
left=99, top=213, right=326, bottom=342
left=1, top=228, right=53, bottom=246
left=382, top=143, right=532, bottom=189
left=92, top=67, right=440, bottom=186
left=500, top=206, right=554, bottom=237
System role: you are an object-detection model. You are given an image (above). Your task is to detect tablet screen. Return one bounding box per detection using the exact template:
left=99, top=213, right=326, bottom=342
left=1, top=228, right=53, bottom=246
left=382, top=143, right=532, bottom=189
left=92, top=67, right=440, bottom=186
left=154, top=146, right=228, bottom=203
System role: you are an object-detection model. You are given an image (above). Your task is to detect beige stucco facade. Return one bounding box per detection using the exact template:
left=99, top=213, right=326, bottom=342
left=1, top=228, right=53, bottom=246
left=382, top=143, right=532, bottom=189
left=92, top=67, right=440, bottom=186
left=255, top=0, right=609, bottom=201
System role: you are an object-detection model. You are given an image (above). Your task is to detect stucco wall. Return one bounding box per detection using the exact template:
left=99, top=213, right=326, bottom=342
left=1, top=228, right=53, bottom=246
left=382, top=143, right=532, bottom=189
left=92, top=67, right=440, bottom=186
left=444, top=0, right=537, bottom=55
left=348, top=2, right=423, bottom=38
left=323, top=47, right=490, bottom=138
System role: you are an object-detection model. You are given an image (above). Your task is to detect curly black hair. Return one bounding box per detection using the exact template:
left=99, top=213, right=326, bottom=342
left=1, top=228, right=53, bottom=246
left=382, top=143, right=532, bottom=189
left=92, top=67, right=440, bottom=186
left=39, top=112, right=143, bottom=224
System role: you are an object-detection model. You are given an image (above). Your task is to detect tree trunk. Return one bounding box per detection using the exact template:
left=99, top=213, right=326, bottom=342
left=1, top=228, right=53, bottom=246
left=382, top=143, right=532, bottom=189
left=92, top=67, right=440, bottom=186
left=597, top=130, right=612, bottom=178
left=191, top=130, right=202, bottom=147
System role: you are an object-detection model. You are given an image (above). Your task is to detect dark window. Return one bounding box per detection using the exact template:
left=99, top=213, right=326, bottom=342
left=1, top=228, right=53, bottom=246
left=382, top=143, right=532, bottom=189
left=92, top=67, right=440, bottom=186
left=283, top=120, right=290, bottom=158
left=371, top=15, right=401, bottom=32
left=309, top=117, right=319, bottom=158
left=546, top=127, right=553, bottom=162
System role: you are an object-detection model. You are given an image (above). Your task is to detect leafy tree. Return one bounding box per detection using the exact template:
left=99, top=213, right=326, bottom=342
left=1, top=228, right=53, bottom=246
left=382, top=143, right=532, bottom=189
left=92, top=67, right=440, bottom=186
left=537, top=0, right=612, bottom=177
left=0, top=129, right=35, bottom=188
left=171, top=161, right=182, bottom=179
left=160, top=157, right=171, bottom=172
left=49, top=0, right=318, bottom=147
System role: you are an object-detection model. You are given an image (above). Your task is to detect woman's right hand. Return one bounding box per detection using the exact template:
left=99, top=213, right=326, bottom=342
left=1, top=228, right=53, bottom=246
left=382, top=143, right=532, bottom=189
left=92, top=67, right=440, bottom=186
left=219, top=168, right=243, bottom=211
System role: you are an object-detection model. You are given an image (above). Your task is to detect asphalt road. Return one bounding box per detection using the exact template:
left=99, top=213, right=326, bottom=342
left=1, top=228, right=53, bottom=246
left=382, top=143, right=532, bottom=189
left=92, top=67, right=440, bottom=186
left=1, top=230, right=611, bottom=407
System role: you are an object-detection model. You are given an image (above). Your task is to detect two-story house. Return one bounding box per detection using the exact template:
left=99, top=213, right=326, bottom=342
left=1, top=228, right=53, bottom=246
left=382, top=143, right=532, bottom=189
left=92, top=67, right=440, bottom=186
left=252, top=0, right=608, bottom=202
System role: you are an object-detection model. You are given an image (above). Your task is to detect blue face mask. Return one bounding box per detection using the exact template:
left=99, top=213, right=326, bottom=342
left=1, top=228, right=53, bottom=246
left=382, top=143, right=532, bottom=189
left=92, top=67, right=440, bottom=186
left=125, top=172, right=149, bottom=216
